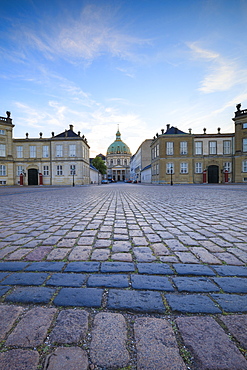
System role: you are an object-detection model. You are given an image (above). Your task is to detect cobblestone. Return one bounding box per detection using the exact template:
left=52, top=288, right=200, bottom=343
left=0, top=184, right=247, bottom=369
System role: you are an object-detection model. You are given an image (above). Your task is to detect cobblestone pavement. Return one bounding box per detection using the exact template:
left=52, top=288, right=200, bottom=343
left=0, top=184, right=247, bottom=369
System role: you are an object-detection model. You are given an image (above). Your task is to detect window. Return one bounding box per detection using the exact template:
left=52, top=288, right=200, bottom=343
left=0, top=129, right=5, bottom=135
left=56, top=145, right=63, bottom=157
left=117, top=159, right=120, bottom=165
left=69, top=144, right=76, bottom=157
left=166, top=162, right=174, bottom=174
left=70, top=165, right=76, bottom=175
left=166, top=142, right=174, bottom=155
left=30, top=146, right=36, bottom=158
left=0, top=165, right=6, bottom=176
left=209, top=141, right=217, bottom=155
left=43, top=166, right=49, bottom=176
left=242, top=161, right=247, bottom=172
left=223, top=141, right=231, bottom=155
left=0, top=144, right=6, bottom=157
left=17, top=166, right=23, bottom=176
left=0, top=180, right=6, bottom=185
left=156, top=163, right=159, bottom=175
left=180, top=141, right=188, bottom=155
left=17, top=146, right=23, bottom=158
left=195, top=162, right=202, bottom=173
left=180, top=162, right=188, bottom=173
left=43, top=146, right=49, bottom=158
left=56, top=165, right=63, bottom=175
left=243, top=123, right=247, bottom=129
left=195, top=141, right=202, bottom=155
left=243, top=138, right=247, bottom=152
left=124, top=159, right=127, bottom=165
left=224, top=162, right=231, bottom=173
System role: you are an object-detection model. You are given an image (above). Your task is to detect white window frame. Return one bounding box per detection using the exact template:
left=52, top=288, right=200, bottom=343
left=56, top=165, right=63, bottom=175
left=243, top=123, right=247, bottom=129
left=17, top=166, right=23, bottom=176
left=180, top=141, right=188, bottom=155
left=30, top=146, right=36, bottom=158
left=223, top=140, right=231, bottom=155
left=180, top=162, right=188, bottom=174
left=166, top=162, right=174, bottom=174
left=0, top=129, right=5, bottom=135
left=195, top=141, right=202, bottom=155
left=166, top=142, right=174, bottom=155
left=243, top=138, right=247, bottom=152
left=224, top=162, right=231, bottom=173
left=0, top=165, right=6, bottom=176
left=56, top=144, right=63, bottom=157
left=42, top=145, right=49, bottom=158
left=70, top=164, right=76, bottom=175
left=242, top=160, right=247, bottom=172
left=195, top=162, right=202, bottom=173
left=17, top=146, right=23, bottom=158
left=43, top=165, right=49, bottom=176
left=0, top=144, right=6, bottom=157
left=69, top=144, right=76, bottom=157
left=209, top=141, right=217, bottom=155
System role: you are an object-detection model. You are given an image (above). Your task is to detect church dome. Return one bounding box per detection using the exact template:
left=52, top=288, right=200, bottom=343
left=107, top=129, right=131, bottom=155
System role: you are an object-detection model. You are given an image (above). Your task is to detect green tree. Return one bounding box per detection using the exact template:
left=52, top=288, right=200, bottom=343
left=92, top=156, right=107, bottom=175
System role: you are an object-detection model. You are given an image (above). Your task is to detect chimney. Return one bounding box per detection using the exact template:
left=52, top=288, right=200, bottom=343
left=156, top=133, right=159, bottom=138
left=78, top=131, right=81, bottom=137
left=69, top=124, right=74, bottom=131
left=39, top=132, right=43, bottom=139
left=51, top=132, right=54, bottom=137
left=188, top=128, right=192, bottom=134
left=26, top=132, right=29, bottom=139
left=166, top=124, right=170, bottom=132
left=161, top=129, right=164, bottom=134
left=203, top=128, right=206, bottom=134
left=218, top=127, right=221, bottom=134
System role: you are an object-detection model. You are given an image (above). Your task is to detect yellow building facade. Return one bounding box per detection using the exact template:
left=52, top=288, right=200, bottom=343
left=0, top=113, right=90, bottom=186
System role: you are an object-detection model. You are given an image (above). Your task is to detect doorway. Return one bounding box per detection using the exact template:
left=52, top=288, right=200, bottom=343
left=28, top=169, right=38, bottom=185
left=208, top=165, right=219, bottom=183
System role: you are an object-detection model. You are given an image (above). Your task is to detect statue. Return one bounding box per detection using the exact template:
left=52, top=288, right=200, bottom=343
left=236, top=103, right=241, bottom=111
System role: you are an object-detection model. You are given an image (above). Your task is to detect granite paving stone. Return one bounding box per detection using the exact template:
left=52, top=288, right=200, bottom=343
left=211, top=294, right=247, bottom=312
left=101, top=261, right=135, bottom=272
left=133, top=246, right=156, bottom=262
left=5, top=286, right=56, bottom=304
left=212, top=265, right=247, bottom=276
left=0, top=349, right=40, bottom=370
left=173, top=263, right=216, bottom=276
left=65, top=261, right=100, bottom=272
left=134, top=317, right=186, bottom=370
left=24, top=261, right=65, bottom=272
left=176, top=316, right=247, bottom=370
left=0, top=285, right=11, bottom=296
left=91, top=248, right=110, bottom=260
left=90, top=312, right=130, bottom=368
left=220, top=314, right=247, bottom=349
left=0, top=272, right=9, bottom=281
left=131, top=274, right=174, bottom=291
left=213, top=277, right=247, bottom=293
left=24, top=245, right=53, bottom=261
left=137, top=262, right=174, bottom=275
left=166, top=294, right=221, bottom=313
left=0, top=262, right=29, bottom=271
left=107, top=289, right=165, bottom=313
left=0, top=272, right=48, bottom=286
left=46, top=273, right=86, bottom=287
left=46, top=347, right=89, bottom=370
left=5, top=306, right=57, bottom=347
left=49, top=309, right=89, bottom=343
left=87, top=274, right=129, bottom=288
left=0, top=305, right=24, bottom=340
left=53, top=287, right=103, bottom=307
left=172, top=277, right=220, bottom=292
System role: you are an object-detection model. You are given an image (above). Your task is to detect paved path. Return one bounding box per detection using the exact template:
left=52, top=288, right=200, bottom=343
left=0, top=184, right=247, bottom=369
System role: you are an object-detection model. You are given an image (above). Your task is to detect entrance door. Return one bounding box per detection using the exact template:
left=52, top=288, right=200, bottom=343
left=208, top=165, right=219, bottom=183
left=28, top=169, right=38, bottom=185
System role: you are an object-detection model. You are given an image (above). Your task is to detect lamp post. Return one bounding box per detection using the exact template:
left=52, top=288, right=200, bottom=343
left=170, top=165, right=173, bottom=186
left=72, top=170, right=75, bottom=187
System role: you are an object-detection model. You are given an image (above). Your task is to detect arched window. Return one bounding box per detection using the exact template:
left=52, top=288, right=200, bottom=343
left=124, top=159, right=127, bottom=165
left=117, top=159, right=120, bottom=165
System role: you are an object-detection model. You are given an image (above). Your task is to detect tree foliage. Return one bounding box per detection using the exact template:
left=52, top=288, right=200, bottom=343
left=92, top=156, right=107, bottom=175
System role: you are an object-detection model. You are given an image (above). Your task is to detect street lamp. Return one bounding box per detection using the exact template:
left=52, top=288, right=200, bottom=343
left=170, top=165, right=173, bottom=186
left=72, top=170, right=75, bottom=187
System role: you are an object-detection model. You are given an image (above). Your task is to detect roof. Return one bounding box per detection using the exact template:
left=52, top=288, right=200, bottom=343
left=107, top=129, right=131, bottom=155
left=54, top=129, right=79, bottom=138
left=90, top=164, right=99, bottom=172
left=165, top=126, right=187, bottom=135
left=141, top=164, right=151, bottom=172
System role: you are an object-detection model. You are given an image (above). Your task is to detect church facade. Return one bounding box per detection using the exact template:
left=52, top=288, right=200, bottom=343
left=106, top=129, right=131, bottom=182
left=0, top=112, right=90, bottom=186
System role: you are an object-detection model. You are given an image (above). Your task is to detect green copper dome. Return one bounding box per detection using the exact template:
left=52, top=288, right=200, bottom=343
left=107, top=129, right=131, bottom=155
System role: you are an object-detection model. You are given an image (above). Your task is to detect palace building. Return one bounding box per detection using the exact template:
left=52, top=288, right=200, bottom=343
left=106, top=129, right=131, bottom=182
left=150, top=105, right=247, bottom=184
left=0, top=112, right=90, bottom=186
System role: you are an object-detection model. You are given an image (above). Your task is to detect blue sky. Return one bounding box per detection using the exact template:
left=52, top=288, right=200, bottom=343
left=1, top=0, right=247, bottom=156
